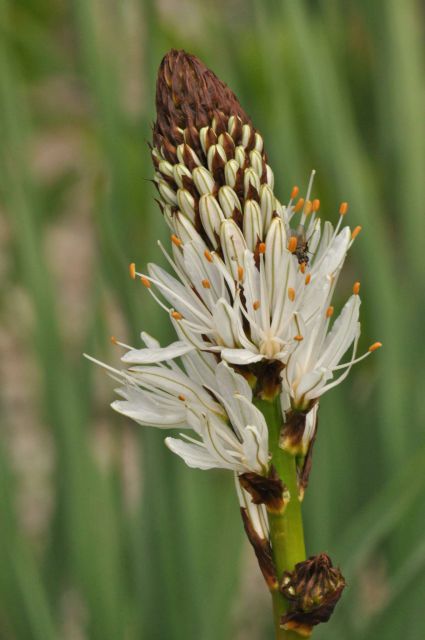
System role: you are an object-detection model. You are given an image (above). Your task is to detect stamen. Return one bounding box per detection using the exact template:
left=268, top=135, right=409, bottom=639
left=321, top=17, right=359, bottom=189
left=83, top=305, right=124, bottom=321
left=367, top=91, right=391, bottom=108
left=294, top=335, right=304, bottom=342
left=353, top=281, right=361, bottom=295
left=178, top=394, right=186, bottom=401
left=339, top=202, right=349, bottom=216
left=300, top=263, right=306, bottom=274
left=312, top=198, right=320, bottom=212
left=288, top=237, right=298, bottom=253
left=290, top=185, right=299, bottom=200
left=305, top=273, right=311, bottom=285
left=171, top=311, right=183, bottom=320
left=258, top=242, right=266, bottom=254
left=140, top=275, right=151, bottom=288
left=237, top=265, right=244, bottom=281
left=369, top=342, right=382, bottom=352
left=171, top=234, right=183, bottom=247
left=288, top=287, right=296, bottom=302
left=202, top=279, right=211, bottom=289
left=129, top=262, right=136, bottom=279
left=351, top=225, right=362, bottom=240
left=326, top=306, right=334, bottom=318
left=110, top=336, right=118, bottom=344
left=253, top=300, right=261, bottom=311
left=294, top=198, right=305, bottom=213
left=204, top=249, right=213, bottom=262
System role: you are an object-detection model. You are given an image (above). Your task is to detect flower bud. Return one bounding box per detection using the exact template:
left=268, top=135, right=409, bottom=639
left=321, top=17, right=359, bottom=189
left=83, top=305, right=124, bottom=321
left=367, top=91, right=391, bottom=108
left=280, top=553, right=346, bottom=636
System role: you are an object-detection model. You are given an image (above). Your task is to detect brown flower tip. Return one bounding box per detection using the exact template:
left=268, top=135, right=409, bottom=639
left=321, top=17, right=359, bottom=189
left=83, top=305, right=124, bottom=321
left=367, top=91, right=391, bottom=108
left=240, top=508, right=278, bottom=591
left=239, top=466, right=290, bottom=514
left=154, top=49, right=251, bottom=152
left=280, top=553, right=346, bottom=636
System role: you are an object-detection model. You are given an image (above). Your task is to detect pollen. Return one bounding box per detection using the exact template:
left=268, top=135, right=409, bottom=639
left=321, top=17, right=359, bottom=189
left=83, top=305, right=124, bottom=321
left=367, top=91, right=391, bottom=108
left=253, top=300, right=261, bottom=310
left=353, top=281, right=361, bottom=295
left=204, top=249, right=213, bottom=262
left=294, top=334, right=304, bottom=342
left=258, top=242, right=266, bottom=254
left=326, top=306, right=334, bottom=318
left=178, top=394, right=186, bottom=401
left=237, top=265, right=244, bottom=281
left=294, top=197, right=305, bottom=213
left=305, top=273, right=311, bottom=285
left=129, top=262, right=136, bottom=279
left=202, top=279, right=211, bottom=289
left=288, top=287, right=296, bottom=301
left=288, top=237, right=298, bottom=253
left=171, top=234, right=182, bottom=247
left=312, top=198, right=320, bottom=212
left=369, top=342, right=383, bottom=352
left=171, top=311, right=183, bottom=320
left=290, top=185, right=299, bottom=200
left=339, top=202, right=349, bottom=215
left=140, top=275, right=151, bottom=288
left=351, top=225, right=362, bottom=240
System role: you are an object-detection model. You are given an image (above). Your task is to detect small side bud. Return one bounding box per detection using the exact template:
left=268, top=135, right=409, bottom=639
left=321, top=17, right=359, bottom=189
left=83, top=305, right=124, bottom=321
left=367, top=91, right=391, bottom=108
left=280, top=553, right=346, bottom=636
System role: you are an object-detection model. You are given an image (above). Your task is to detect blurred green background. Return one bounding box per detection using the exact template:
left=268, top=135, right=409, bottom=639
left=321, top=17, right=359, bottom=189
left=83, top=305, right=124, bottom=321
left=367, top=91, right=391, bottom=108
left=1, top=0, right=424, bottom=638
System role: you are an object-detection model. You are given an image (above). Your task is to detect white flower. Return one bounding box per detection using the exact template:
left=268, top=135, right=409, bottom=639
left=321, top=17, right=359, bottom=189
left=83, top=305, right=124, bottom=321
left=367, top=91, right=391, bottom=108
left=85, top=334, right=269, bottom=474
left=133, top=171, right=378, bottom=410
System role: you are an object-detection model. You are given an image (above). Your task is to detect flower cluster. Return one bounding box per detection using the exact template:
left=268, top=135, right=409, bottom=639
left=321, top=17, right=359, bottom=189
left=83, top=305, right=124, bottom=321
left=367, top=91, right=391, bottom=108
left=87, top=49, right=381, bottom=631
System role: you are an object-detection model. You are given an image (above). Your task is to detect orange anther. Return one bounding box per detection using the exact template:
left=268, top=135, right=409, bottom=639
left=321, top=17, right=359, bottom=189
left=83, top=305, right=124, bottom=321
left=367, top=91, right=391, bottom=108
left=202, top=279, right=211, bottom=289
left=237, top=265, right=244, bottom=281
left=171, top=311, right=183, bottom=320
left=304, top=200, right=313, bottom=216
left=339, top=202, right=349, bottom=216
left=178, top=394, right=186, bottom=401
left=351, top=225, right=362, bottom=240
left=110, top=336, right=118, bottom=344
left=140, top=275, right=151, bottom=288
left=369, top=342, right=382, bottom=352
left=353, top=281, right=361, bottom=295
left=288, top=236, right=298, bottom=253
left=129, top=262, right=136, bottom=279
left=288, top=287, right=296, bottom=302
left=204, top=249, right=213, bottom=262
left=294, top=335, right=304, bottom=342
left=253, top=300, right=261, bottom=311
left=326, top=306, right=334, bottom=318
left=258, top=242, right=266, bottom=254
left=171, top=234, right=182, bottom=247
left=305, top=273, right=311, bottom=285
left=300, top=263, right=306, bottom=274
left=312, top=198, right=320, bottom=212
left=290, top=185, right=299, bottom=200
left=294, top=197, right=305, bottom=213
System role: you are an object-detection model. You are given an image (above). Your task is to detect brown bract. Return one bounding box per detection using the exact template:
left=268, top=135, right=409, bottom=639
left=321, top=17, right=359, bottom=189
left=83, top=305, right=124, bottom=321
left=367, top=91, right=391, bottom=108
left=239, top=466, right=289, bottom=514
left=154, top=49, right=251, bottom=153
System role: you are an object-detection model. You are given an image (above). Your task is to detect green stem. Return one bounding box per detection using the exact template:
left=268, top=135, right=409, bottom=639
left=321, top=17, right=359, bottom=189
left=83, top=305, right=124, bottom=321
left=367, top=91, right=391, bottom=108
left=255, top=398, right=307, bottom=640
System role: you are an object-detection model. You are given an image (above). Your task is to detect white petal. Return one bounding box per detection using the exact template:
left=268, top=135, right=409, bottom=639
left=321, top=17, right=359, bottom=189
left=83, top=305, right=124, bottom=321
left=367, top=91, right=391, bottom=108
left=221, top=348, right=264, bottom=365
left=122, top=341, right=195, bottom=364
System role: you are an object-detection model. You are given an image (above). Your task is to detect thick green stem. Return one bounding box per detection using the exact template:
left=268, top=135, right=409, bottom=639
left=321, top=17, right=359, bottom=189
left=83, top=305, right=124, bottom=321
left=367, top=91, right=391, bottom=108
left=255, top=398, right=307, bottom=640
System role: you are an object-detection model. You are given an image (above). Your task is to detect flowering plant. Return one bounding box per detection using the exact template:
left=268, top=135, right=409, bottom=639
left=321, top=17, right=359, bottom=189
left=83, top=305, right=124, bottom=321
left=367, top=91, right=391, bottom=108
left=88, top=50, right=381, bottom=639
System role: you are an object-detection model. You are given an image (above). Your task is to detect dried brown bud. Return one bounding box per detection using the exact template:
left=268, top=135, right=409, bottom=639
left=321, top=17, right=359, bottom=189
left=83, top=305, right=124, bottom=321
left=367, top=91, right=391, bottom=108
left=239, top=466, right=290, bottom=514
left=154, top=49, right=251, bottom=151
left=280, top=553, right=346, bottom=636
left=240, top=508, right=278, bottom=591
